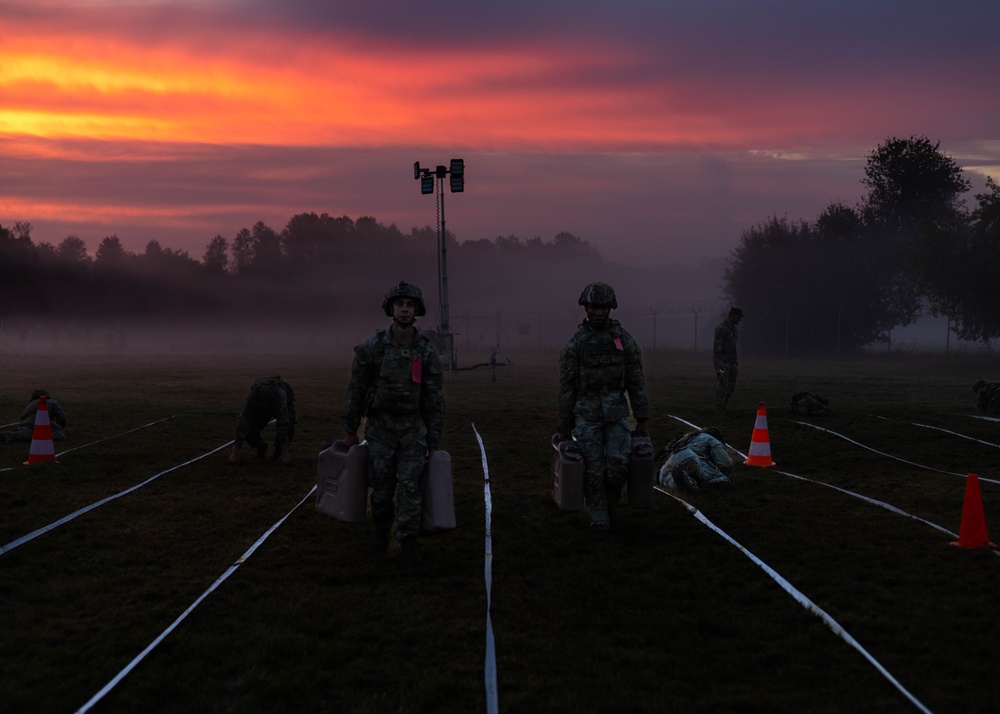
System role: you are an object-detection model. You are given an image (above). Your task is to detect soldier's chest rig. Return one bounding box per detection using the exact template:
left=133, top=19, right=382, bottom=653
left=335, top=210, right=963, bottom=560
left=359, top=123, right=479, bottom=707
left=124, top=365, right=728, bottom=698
left=369, top=331, right=425, bottom=415
left=577, top=328, right=627, bottom=393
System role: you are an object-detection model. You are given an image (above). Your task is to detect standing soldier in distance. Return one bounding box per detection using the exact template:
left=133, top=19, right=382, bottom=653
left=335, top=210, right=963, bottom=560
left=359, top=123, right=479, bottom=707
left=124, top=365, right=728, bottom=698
left=557, top=282, right=650, bottom=529
left=342, top=281, right=445, bottom=563
left=713, top=307, right=743, bottom=410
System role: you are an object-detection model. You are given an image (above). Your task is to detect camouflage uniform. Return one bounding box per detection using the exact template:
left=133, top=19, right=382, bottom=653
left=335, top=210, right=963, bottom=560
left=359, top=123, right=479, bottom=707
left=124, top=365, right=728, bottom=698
left=343, top=327, right=445, bottom=540
left=657, top=429, right=732, bottom=490
left=973, top=380, right=1000, bottom=415
left=791, top=391, right=832, bottom=416
left=713, top=312, right=740, bottom=408
left=559, top=317, right=649, bottom=526
left=0, top=391, right=67, bottom=444
left=234, top=376, right=296, bottom=455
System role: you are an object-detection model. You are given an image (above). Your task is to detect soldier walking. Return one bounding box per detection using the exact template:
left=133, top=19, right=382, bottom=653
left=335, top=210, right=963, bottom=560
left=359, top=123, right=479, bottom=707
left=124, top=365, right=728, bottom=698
left=556, top=282, right=650, bottom=529
left=713, top=307, right=743, bottom=410
left=342, top=281, right=445, bottom=563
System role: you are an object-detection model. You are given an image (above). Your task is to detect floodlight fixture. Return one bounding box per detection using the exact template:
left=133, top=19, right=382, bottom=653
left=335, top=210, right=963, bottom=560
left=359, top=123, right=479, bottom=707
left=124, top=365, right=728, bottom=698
left=449, top=158, right=464, bottom=193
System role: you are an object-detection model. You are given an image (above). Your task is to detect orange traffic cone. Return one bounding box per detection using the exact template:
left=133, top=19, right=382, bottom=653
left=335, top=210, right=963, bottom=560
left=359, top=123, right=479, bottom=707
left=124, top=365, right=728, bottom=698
left=744, top=401, right=776, bottom=468
left=24, top=394, right=58, bottom=465
left=950, top=473, right=995, bottom=548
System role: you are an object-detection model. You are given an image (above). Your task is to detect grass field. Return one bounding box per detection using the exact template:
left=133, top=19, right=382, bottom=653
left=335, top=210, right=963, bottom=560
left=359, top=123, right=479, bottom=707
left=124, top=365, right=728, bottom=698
left=2, top=347, right=999, bottom=714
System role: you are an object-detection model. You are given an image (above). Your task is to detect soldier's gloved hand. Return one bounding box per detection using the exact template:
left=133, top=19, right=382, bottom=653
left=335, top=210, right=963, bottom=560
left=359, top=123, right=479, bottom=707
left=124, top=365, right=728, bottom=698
left=344, top=433, right=359, bottom=448
left=632, top=421, right=649, bottom=438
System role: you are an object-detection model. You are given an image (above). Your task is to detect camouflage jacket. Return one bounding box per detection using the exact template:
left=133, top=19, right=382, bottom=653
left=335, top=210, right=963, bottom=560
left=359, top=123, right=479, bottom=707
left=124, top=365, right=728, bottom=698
left=662, top=430, right=732, bottom=475
left=713, top=320, right=738, bottom=368
left=976, top=383, right=1000, bottom=414
left=558, top=318, right=649, bottom=434
left=343, top=326, right=445, bottom=449
left=19, top=398, right=68, bottom=440
left=241, top=376, right=297, bottom=445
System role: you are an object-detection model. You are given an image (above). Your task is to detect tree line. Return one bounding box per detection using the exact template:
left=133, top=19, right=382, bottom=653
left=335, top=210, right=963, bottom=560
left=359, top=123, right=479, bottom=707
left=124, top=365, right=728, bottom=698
left=8, top=133, right=986, bottom=357
left=723, top=135, right=1000, bottom=355
left=0, top=215, right=617, bottom=333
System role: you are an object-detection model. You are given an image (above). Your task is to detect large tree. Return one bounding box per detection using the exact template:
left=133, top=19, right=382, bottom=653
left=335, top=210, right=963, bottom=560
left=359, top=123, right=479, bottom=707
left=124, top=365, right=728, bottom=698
left=95, top=235, right=127, bottom=264
left=57, top=236, right=90, bottom=264
left=724, top=215, right=814, bottom=354
left=203, top=235, right=229, bottom=275
left=862, top=135, right=971, bottom=243
left=861, top=136, right=971, bottom=330
left=928, top=177, right=1000, bottom=341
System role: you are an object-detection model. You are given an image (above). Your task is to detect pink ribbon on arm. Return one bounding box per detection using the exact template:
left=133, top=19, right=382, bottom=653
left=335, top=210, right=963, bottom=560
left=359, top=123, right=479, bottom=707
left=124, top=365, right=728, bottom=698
left=412, top=357, right=423, bottom=383
left=613, top=336, right=623, bottom=351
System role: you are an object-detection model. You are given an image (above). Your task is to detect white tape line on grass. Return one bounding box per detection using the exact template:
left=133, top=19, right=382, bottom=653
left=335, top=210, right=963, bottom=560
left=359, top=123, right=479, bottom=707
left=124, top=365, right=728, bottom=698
left=471, top=424, right=499, bottom=714
left=0, top=441, right=234, bottom=556
left=791, top=420, right=1000, bottom=485
left=958, top=413, right=1000, bottom=423
left=75, top=484, right=317, bottom=714
left=56, top=415, right=178, bottom=457
left=0, top=417, right=178, bottom=472
left=655, top=485, right=935, bottom=714
left=872, top=416, right=1000, bottom=450
left=667, top=415, right=970, bottom=544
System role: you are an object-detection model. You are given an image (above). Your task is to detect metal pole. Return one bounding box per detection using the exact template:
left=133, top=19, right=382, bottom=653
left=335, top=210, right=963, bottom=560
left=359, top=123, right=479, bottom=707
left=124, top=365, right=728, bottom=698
left=438, top=176, right=450, bottom=335
left=437, top=174, right=455, bottom=369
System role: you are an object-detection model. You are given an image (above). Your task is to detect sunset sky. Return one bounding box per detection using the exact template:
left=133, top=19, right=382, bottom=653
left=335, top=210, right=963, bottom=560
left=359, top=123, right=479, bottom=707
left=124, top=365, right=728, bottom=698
left=2, top=0, right=998, bottom=267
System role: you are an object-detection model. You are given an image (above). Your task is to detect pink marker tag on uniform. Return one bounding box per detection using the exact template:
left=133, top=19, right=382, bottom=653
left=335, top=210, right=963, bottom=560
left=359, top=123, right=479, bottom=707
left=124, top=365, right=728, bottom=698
left=412, top=356, right=423, bottom=383
left=613, top=336, right=624, bottom=351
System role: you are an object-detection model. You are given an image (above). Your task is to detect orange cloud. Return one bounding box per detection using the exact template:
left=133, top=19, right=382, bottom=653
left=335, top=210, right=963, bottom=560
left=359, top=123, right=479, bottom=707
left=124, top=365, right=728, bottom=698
left=0, top=12, right=755, bottom=153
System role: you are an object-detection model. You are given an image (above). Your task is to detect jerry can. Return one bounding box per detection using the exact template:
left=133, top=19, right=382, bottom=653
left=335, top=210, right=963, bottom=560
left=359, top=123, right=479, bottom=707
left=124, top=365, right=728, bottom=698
left=628, top=435, right=655, bottom=508
left=422, top=450, right=456, bottom=531
left=551, top=434, right=585, bottom=512
left=316, top=440, right=369, bottom=522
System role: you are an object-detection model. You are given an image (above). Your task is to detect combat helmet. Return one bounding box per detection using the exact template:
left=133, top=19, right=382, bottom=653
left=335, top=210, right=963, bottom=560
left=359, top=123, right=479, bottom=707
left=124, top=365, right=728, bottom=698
left=578, top=282, right=618, bottom=309
left=382, top=281, right=427, bottom=317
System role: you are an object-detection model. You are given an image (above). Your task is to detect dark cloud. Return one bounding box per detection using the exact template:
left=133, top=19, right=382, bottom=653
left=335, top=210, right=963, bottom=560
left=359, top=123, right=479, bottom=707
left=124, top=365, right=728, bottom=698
left=2, top=0, right=999, bottom=267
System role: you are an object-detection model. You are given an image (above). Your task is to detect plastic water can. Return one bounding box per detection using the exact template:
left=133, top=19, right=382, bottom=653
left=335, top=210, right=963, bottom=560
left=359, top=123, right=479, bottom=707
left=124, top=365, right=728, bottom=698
left=422, top=450, right=456, bottom=531
left=628, top=435, right=655, bottom=508
left=316, top=440, right=369, bottom=522
left=551, top=435, right=585, bottom=512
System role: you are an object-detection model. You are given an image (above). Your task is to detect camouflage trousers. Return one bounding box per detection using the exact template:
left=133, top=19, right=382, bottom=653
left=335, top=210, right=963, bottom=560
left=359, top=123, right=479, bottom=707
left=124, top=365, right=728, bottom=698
left=714, top=363, right=739, bottom=408
left=235, top=414, right=270, bottom=449
left=659, top=450, right=732, bottom=489
left=367, top=436, right=427, bottom=540
left=574, top=416, right=632, bottom=526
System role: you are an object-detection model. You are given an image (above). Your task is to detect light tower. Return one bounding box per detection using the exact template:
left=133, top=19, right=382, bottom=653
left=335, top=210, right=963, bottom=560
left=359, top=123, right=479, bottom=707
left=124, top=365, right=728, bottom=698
left=413, top=158, right=464, bottom=370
